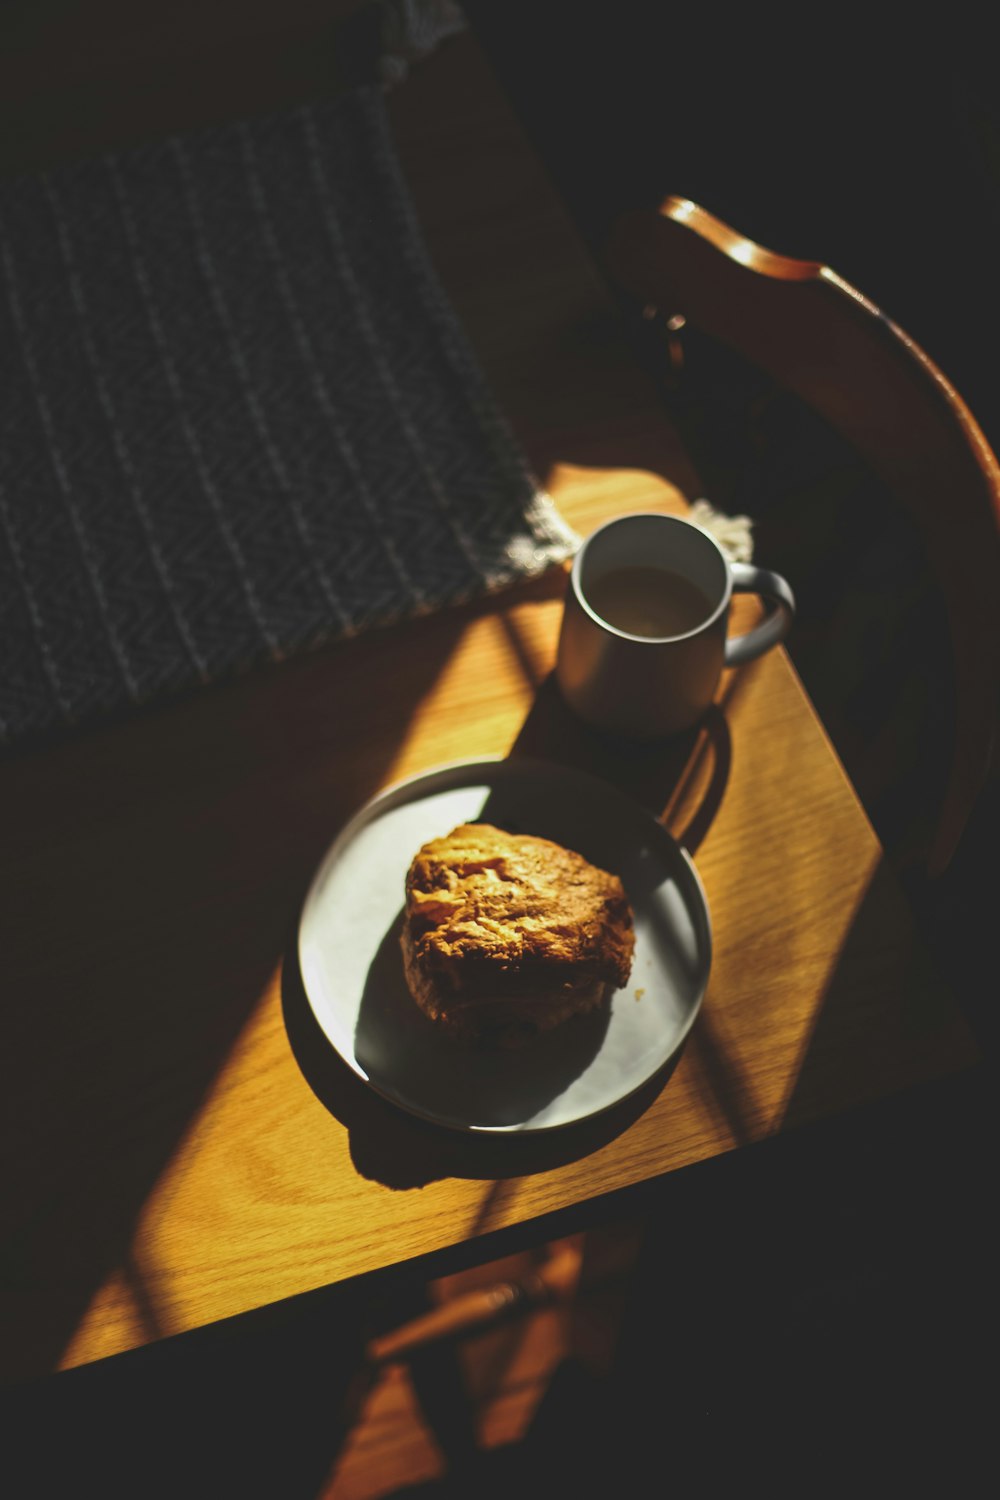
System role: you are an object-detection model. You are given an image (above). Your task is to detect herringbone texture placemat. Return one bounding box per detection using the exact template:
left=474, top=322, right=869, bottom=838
left=0, top=85, right=575, bottom=745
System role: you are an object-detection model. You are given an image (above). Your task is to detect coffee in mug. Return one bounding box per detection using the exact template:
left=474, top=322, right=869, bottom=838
left=585, top=566, right=713, bottom=639
left=555, top=511, right=795, bottom=739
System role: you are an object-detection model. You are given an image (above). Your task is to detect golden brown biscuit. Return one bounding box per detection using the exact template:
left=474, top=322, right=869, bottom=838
left=400, top=822, right=634, bottom=1046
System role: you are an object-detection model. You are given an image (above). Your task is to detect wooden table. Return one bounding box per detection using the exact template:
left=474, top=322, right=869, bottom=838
left=0, top=22, right=979, bottom=1397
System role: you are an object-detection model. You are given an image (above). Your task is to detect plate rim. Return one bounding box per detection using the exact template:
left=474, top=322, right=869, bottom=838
left=296, top=754, right=712, bottom=1134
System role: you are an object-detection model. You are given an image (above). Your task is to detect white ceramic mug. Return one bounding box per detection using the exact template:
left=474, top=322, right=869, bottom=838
left=555, top=512, right=795, bottom=738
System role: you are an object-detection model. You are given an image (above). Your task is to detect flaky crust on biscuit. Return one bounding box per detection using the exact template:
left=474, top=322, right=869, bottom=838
left=400, top=823, right=634, bottom=1045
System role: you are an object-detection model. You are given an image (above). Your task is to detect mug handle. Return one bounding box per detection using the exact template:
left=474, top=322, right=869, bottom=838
left=724, top=563, right=796, bottom=666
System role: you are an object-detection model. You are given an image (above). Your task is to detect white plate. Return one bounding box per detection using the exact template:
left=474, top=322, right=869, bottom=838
left=297, top=757, right=711, bottom=1134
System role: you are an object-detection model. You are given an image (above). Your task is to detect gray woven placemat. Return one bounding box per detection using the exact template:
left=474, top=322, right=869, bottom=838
left=0, top=85, right=576, bottom=746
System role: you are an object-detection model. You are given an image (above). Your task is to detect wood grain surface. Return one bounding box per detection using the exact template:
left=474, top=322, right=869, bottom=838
left=0, top=25, right=978, bottom=1387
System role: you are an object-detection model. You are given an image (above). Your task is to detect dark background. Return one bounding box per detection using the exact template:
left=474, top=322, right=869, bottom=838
left=464, top=2, right=999, bottom=453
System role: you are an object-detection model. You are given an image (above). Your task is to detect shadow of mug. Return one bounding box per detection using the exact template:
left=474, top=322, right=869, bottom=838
left=508, top=672, right=731, bottom=858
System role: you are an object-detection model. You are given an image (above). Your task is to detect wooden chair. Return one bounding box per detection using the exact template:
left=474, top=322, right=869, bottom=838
left=604, top=195, right=1000, bottom=886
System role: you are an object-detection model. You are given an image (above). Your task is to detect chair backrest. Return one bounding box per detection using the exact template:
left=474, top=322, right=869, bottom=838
left=606, top=196, right=1000, bottom=879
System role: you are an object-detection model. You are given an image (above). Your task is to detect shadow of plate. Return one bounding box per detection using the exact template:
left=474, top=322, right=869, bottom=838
left=281, top=934, right=684, bottom=1190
